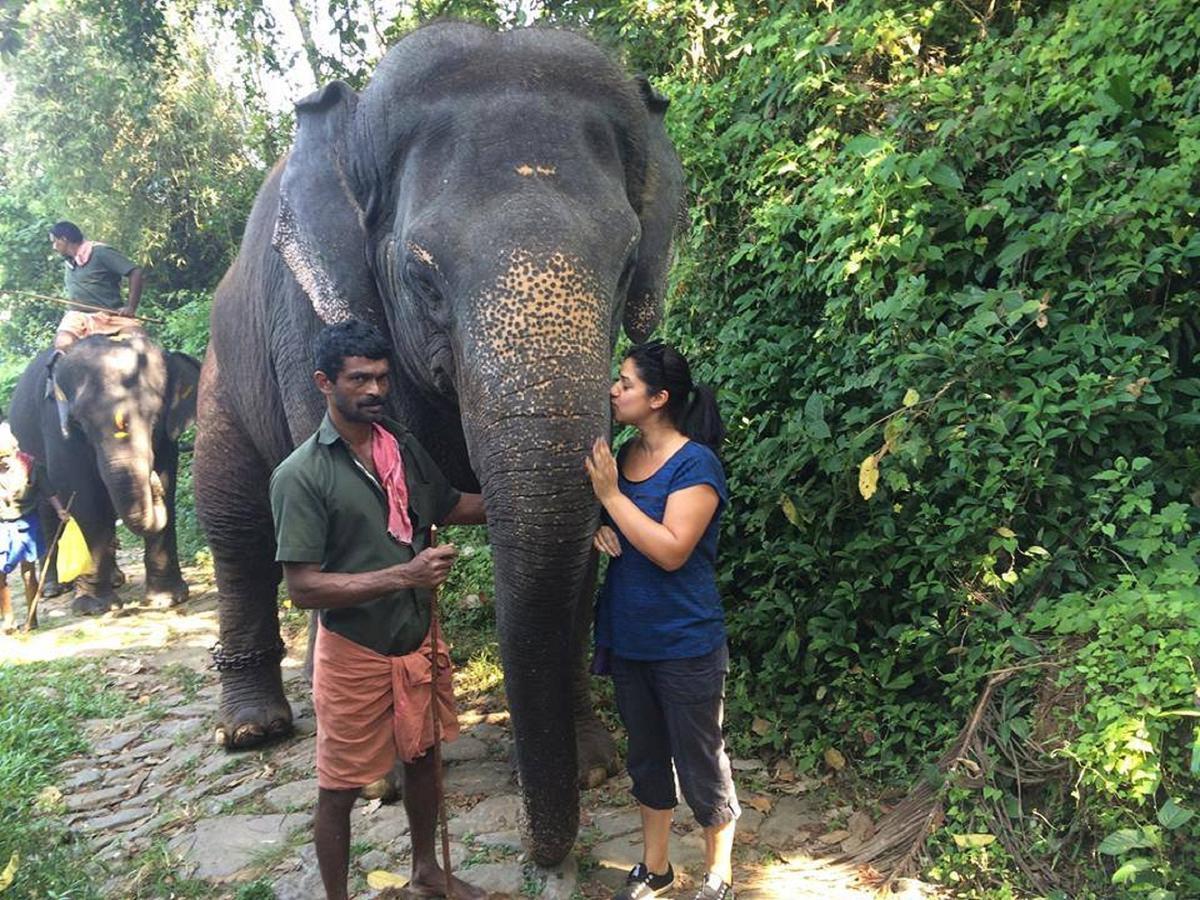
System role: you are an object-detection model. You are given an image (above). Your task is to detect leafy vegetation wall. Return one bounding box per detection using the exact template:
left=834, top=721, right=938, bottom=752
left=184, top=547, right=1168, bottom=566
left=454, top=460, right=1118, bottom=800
left=627, top=0, right=1199, bottom=892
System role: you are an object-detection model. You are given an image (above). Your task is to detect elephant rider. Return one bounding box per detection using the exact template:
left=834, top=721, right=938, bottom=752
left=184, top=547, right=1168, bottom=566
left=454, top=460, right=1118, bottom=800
left=0, top=422, right=69, bottom=631
left=270, top=319, right=488, bottom=900
left=48, top=220, right=144, bottom=356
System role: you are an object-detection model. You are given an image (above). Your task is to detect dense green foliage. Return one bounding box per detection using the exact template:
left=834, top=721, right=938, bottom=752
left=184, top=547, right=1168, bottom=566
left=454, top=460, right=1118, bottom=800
left=0, top=660, right=130, bottom=898
left=629, top=0, right=1200, bottom=893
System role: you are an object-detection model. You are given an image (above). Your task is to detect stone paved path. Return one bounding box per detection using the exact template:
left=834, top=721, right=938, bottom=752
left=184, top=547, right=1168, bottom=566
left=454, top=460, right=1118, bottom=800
left=0, top=556, right=932, bottom=899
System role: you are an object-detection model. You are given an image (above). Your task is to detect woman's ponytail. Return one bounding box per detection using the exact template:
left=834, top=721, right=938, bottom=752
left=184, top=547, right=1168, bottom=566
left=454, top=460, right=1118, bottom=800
left=683, top=382, right=725, bottom=451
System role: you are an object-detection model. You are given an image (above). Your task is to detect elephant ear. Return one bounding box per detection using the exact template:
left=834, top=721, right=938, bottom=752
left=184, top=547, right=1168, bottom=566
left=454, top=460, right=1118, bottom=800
left=164, top=352, right=201, bottom=441
left=624, top=76, right=685, bottom=343
left=273, top=81, right=385, bottom=327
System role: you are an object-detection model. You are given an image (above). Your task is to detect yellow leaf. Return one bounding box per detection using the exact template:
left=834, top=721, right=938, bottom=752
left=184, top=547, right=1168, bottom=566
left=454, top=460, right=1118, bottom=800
left=858, top=455, right=879, bottom=500
left=0, top=852, right=17, bottom=892
left=366, top=870, right=409, bottom=889
left=952, top=833, right=996, bottom=849
left=780, top=495, right=801, bottom=527
left=824, top=747, right=847, bottom=771
left=1001, top=568, right=1018, bottom=584
left=902, top=388, right=920, bottom=407
left=996, top=527, right=1016, bottom=538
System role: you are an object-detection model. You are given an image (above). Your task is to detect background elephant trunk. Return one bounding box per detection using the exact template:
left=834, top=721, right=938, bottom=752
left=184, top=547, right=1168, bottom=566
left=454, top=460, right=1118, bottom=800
left=100, top=455, right=168, bottom=535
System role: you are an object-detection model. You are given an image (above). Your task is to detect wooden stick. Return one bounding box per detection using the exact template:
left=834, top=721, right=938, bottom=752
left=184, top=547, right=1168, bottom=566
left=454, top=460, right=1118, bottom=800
left=428, top=524, right=455, bottom=899
left=0, top=289, right=164, bottom=324
left=25, top=492, right=76, bottom=632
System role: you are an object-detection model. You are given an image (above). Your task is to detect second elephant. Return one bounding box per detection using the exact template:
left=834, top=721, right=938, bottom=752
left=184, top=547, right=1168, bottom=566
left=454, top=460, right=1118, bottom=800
left=8, top=335, right=201, bottom=613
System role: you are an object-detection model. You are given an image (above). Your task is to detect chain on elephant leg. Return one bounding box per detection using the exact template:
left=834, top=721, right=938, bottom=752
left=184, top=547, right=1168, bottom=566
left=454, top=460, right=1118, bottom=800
left=212, top=643, right=293, bottom=749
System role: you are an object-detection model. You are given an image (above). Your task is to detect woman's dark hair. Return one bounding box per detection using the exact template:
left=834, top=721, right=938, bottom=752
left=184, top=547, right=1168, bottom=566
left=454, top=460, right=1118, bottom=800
left=49, top=220, right=84, bottom=244
left=312, top=318, right=391, bottom=380
left=625, top=340, right=725, bottom=449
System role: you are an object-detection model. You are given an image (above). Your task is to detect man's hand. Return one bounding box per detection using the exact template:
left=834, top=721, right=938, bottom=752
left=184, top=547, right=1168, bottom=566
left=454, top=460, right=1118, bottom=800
left=404, top=544, right=458, bottom=588
left=116, top=305, right=136, bottom=318
left=593, top=525, right=621, bottom=557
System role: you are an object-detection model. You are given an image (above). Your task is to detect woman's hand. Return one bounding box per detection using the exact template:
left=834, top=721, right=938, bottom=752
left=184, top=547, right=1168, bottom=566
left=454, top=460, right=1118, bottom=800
left=584, top=437, right=620, bottom=502
left=593, top=525, right=621, bottom=557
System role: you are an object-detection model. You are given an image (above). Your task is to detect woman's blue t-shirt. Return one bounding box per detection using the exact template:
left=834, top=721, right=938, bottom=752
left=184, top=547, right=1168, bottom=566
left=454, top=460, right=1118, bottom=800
left=595, top=440, right=728, bottom=661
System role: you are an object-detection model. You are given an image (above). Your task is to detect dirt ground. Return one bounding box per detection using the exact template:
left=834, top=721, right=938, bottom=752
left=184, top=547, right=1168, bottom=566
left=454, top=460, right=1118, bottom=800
left=0, top=553, right=934, bottom=899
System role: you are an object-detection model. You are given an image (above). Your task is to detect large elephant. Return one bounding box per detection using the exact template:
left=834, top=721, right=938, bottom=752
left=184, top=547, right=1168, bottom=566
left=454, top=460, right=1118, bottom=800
left=8, top=336, right=200, bottom=613
left=193, top=22, right=683, bottom=865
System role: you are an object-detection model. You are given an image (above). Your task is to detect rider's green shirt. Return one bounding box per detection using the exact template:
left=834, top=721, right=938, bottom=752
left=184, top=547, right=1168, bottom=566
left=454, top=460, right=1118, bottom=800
left=63, top=245, right=137, bottom=310
left=269, top=413, right=461, bottom=656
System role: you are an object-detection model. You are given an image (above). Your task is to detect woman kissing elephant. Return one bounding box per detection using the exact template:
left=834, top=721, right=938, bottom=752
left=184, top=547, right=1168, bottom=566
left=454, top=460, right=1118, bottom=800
left=193, top=21, right=683, bottom=866
left=8, top=335, right=200, bottom=614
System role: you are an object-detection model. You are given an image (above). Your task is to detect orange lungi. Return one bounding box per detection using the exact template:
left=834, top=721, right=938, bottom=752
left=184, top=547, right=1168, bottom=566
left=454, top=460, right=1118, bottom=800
left=313, top=620, right=459, bottom=790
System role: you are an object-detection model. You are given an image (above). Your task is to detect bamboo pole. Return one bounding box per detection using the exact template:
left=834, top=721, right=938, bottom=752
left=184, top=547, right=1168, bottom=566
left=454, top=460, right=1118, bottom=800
left=24, top=492, right=76, bottom=632
left=428, top=524, right=455, bottom=899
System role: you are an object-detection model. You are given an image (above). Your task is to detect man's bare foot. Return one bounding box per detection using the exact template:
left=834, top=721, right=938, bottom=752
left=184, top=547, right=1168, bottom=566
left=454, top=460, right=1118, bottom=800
left=406, top=865, right=489, bottom=899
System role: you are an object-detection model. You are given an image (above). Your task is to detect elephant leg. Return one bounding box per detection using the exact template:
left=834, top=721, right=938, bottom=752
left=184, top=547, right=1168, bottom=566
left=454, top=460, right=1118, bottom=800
left=572, top=547, right=618, bottom=788
left=72, top=520, right=120, bottom=616
left=143, top=445, right=188, bottom=607
left=195, top=401, right=291, bottom=750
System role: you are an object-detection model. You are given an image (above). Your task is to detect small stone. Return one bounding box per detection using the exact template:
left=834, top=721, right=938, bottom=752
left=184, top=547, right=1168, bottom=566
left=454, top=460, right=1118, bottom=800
left=357, top=849, right=391, bottom=872
left=475, top=829, right=523, bottom=852
left=360, top=807, right=411, bottom=846
left=819, top=829, right=851, bottom=845
left=443, top=761, right=513, bottom=795
left=93, top=731, right=140, bottom=754
left=736, top=808, right=764, bottom=836
left=448, top=794, right=522, bottom=837
left=153, top=717, right=206, bottom=740
left=538, top=854, right=578, bottom=899
left=730, top=758, right=765, bottom=772
left=65, top=784, right=128, bottom=812
left=758, top=796, right=825, bottom=849
left=264, top=778, right=319, bottom=813
left=441, top=734, right=488, bottom=762
left=459, top=860, right=526, bottom=896
left=62, top=768, right=104, bottom=790
left=130, top=738, right=175, bottom=757
left=81, top=806, right=153, bottom=831
left=588, top=808, right=642, bottom=839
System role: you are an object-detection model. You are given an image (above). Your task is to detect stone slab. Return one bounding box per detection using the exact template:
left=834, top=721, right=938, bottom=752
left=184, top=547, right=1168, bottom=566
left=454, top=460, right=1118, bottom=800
left=448, top=794, right=522, bottom=837
left=168, top=812, right=308, bottom=880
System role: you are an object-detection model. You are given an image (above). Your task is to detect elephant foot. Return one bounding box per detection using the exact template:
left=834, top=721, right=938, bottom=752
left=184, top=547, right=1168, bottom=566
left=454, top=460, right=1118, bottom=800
left=361, top=762, right=403, bottom=803
left=40, top=579, right=71, bottom=599
left=214, top=665, right=293, bottom=751
left=576, top=714, right=620, bottom=789
left=145, top=580, right=189, bottom=609
left=71, top=593, right=118, bottom=616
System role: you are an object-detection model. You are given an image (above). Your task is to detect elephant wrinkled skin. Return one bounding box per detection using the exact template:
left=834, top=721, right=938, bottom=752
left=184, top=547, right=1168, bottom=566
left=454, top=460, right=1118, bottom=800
left=8, top=336, right=200, bottom=614
left=193, top=22, right=683, bottom=865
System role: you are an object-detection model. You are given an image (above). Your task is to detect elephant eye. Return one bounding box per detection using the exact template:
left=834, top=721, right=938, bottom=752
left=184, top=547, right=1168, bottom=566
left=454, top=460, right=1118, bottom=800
left=114, top=412, right=129, bottom=439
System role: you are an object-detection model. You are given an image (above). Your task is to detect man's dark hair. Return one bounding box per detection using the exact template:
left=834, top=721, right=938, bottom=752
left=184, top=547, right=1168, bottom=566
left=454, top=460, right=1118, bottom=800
left=312, top=319, right=391, bottom=380
left=49, top=221, right=84, bottom=244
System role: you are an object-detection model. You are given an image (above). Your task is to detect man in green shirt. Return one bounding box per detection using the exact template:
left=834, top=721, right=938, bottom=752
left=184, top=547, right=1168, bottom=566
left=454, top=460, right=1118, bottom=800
left=48, top=220, right=143, bottom=352
left=270, top=319, right=487, bottom=900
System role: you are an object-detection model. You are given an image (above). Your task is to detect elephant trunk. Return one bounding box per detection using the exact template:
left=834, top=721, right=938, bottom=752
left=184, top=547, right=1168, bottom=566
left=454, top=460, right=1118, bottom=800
left=101, top=456, right=168, bottom=535
left=456, top=247, right=613, bottom=865
left=472, top=417, right=605, bottom=867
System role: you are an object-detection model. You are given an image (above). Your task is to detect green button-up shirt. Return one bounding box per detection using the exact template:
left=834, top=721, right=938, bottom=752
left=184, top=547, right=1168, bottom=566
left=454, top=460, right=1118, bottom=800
left=269, top=413, right=461, bottom=656
left=63, top=245, right=137, bottom=310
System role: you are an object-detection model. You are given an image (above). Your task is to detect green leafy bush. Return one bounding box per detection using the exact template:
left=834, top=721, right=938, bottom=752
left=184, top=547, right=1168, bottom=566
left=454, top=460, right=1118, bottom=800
left=637, top=0, right=1200, bottom=891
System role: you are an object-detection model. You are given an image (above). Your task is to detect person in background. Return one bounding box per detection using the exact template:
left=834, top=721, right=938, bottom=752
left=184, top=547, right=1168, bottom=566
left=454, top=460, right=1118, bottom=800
left=48, top=220, right=144, bottom=354
left=585, top=340, right=739, bottom=900
left=0, top=422, right=69, bottom=631
left=270, top=319, right=488, bottom=900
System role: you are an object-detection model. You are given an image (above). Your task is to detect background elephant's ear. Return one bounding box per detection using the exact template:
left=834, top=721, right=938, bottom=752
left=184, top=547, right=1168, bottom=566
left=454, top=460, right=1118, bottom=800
left=164, top=353, right=201, bottom=441
left=624, top=75, right=685, bottom=343
left=273, top=81, right=386, bottom=328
